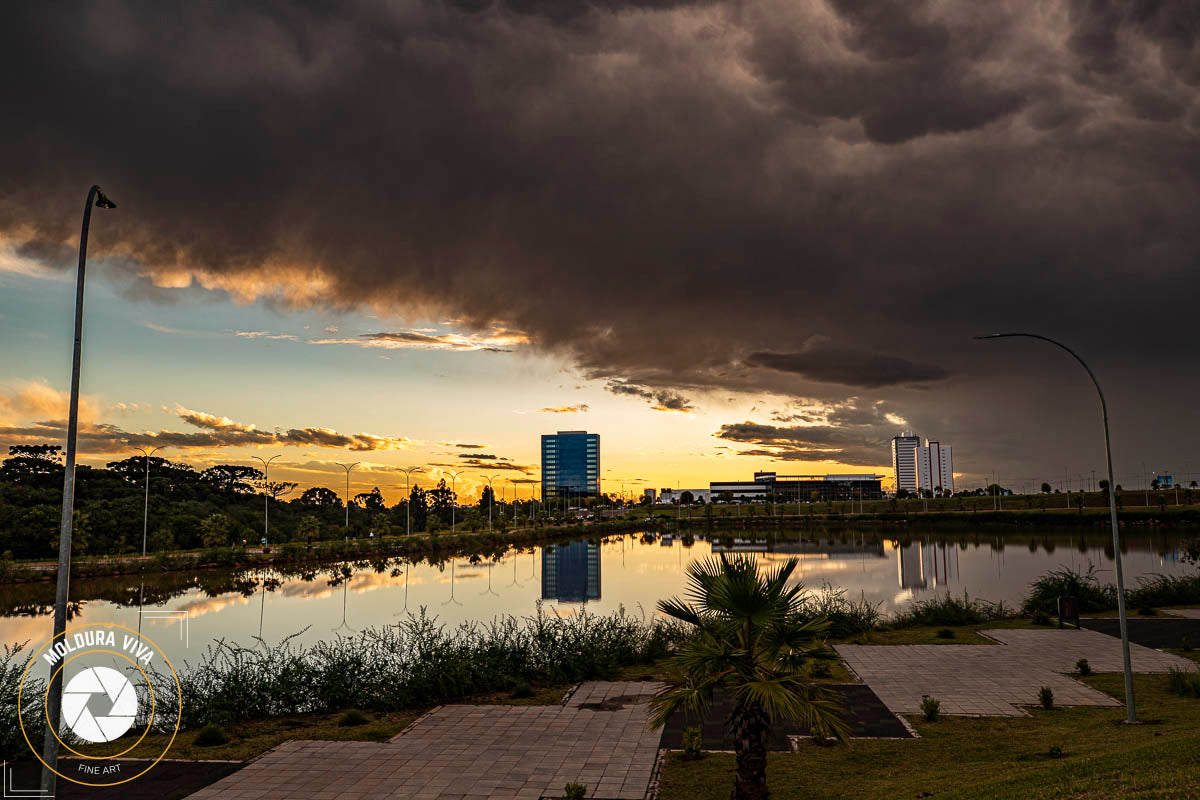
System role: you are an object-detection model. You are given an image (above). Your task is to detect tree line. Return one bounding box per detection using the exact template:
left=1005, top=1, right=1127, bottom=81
left=0, top=445, right=505, bottom=560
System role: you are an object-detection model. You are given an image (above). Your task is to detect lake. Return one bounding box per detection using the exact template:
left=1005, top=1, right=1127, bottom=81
left=2, top=527, right=1196, bottom=673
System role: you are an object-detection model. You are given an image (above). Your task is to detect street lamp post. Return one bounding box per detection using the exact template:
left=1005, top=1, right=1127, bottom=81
left=448, top=470, right=464, bottom=533
left=134, top=446, right=164, bottom=556
left=251, top=455, right=281, bottom=545
left=42, top=185, right=116, bottom=794
left=976, top=332, right=1137, bottom=723
left=397, top=467, right=422, bottom=536
left=482, top=475, right=500, bottom=530
left=336, top=462, right=360, bottom=540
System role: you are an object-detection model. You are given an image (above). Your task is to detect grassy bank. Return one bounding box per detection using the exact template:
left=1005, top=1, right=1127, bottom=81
left=657, top=672, right=1200, bottom=800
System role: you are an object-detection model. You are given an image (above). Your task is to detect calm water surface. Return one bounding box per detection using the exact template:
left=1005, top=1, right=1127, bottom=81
left=2, top=528, right=1195, bottom=674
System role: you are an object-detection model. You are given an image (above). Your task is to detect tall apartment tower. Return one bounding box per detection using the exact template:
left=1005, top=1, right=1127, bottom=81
left=541, top=430, right=600, bottom=500
left=916, top=441, right=954, bottom=494
left=891, top=432, right=921, bottom=493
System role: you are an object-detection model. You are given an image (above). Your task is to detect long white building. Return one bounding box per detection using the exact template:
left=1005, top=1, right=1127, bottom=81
left=916, top=441, right=954, bottom=494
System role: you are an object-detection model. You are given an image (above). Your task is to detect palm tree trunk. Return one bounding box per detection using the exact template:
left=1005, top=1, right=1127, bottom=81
left=730, top=700, right=770, bottom=800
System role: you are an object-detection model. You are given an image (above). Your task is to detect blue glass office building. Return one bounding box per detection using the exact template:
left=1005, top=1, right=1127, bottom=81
left=541, top=430, right=600, bottom=500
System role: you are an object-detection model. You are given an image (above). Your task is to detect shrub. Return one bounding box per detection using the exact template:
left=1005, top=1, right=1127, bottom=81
left=1166, top=667, right=1200, bottom=698
left=889, top=593, right=1012, bottom=629
left=1, top=643, right=43, bottom=762
left=936, top=628, right=955, bottom=639
left=1038, top=687, right=1054, bottom=710
left=1127, top=574, right=1200, bottom=609
left=146, top=606, right=688, bottom=730
left=194, top=724, right=230, bottom=746
left=1075, top=658, right=1091, bottom=676
left=338, top=709, right=369, bottom=727
left=1032, top=613, right=1052, bottom=626
left=564, top=782, right=588, bottom=800
left=809, top=660, right=832, bottom=679
left=511, top=682, right=533, bottom=699
left=1023, top=565, right=1117, bottom=616
left=1137, top=606, right=1157, bottom=616
left=1048, top=745, right=1064, bottom=759
left=921, top=695, right=940, bottom=722
left=681, top=726, right=704, bottom=760
left=1181, top=637, right=1193, bottom=653
left=799, top=584, right=882, bottom=637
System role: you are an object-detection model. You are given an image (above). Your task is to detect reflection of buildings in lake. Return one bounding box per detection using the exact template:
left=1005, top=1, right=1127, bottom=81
left=541, top=541, right=601, bottom=603
left=897, top=541, right=959, bottom=590
left=708, top=539, right=887, bottom=561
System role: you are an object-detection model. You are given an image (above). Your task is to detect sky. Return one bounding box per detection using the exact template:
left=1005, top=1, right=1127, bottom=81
left=1, top=0, right=1198, bottom=501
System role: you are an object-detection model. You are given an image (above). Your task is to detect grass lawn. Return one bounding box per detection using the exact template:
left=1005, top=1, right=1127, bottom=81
left=835, top=618, right=1043, bottom=647
left=657, top=673, right=1200, bottom=799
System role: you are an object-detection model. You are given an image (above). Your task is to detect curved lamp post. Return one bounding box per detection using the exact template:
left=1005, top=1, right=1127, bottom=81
left=251, top=454, right=281, bottom=545
left=976, top=332, right=1136, bottom=722
left=134, top=445, right=164, bottom=556
left=336, top=462, right=360, bottom=540
left=42, top=185, right=116, bottom=794
left=481, top=474, right=500, bottom=530
left=447, top=470, right=464, bottom=534
left=397, top=467, right=422, bottom=536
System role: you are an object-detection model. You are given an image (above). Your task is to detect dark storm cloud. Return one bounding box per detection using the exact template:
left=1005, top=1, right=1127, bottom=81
left=605, top=381, right=694, bottom=412
left=714, top=421, right=889, bottom=468
left=3, top=0, right=1199, bottom=481
left=744, top=345, right=950, bottom=388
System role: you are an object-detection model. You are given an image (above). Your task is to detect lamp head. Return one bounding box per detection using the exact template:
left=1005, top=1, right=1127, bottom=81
left=94, top=187, right=116, bottom=209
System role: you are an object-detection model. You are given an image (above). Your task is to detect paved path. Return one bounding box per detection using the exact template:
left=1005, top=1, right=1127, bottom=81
left=837, top=629, right=1194, bottom=717
left=1164, top=608, right=1200, bottom=620
left=187, top=682, right=662, bottom=800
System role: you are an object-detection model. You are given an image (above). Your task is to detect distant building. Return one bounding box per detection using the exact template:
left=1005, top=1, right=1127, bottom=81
left=541, top=541, right=601, bottom=603
left=891, top=432, right=921, bottom=493
left=541, top=431, right=600, bottom=500
left=916, top=441, right=954, bottom=494
left=659, top=488, right=711, bottom=504
left=709, top=471, right=883, bottom=502
left=643, top=488, right=656, bottom=503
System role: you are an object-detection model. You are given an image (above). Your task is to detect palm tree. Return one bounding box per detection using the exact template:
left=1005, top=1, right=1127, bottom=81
left=649, top=554, right=848, bottom=800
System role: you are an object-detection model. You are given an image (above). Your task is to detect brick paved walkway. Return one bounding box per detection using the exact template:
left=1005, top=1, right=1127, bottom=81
left=836, top=629, right=1194, bottom=717
left=187, top=682, right=662, bottom=800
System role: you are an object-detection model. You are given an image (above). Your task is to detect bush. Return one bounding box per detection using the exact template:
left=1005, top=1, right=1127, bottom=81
left=564, top=782, right=588, bottom=800
left=511, top=682, right=533, bottom=699
left=147, top=606, right=688, bottom=730
left=1127, top=574, right=1200, bottom=609
left=194, top=724, right=230, bottom=746
left=1038, top=687, right=1054, bottom=710
left=1, top=643, right=43, bottom=762
left=1075, top=658, right=1091, bottom=676
left=1032, top=613, right=1052, bottom=626
left=799, top=584, right=882, bottom=637
left=338, top=709, right=369, bottom=727
left=936, top=628, right=955, bottom=639
left=1166, top=667, right=1200, bottom=698
left=1023, top=565, right=1117, bottom=616
left=889, top=593, right=1012, bottom=629
left=1137, top=606, right=1157, bottom=617
left=1181, top=637, right=1193, bottom=653
left=681, top=726, right=704, bottom=760
left=1048, top=745, right=1064, bottom=759
left=921, top=695, right=940, bottom=722
left=809, top=660, right=832, bottom=678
